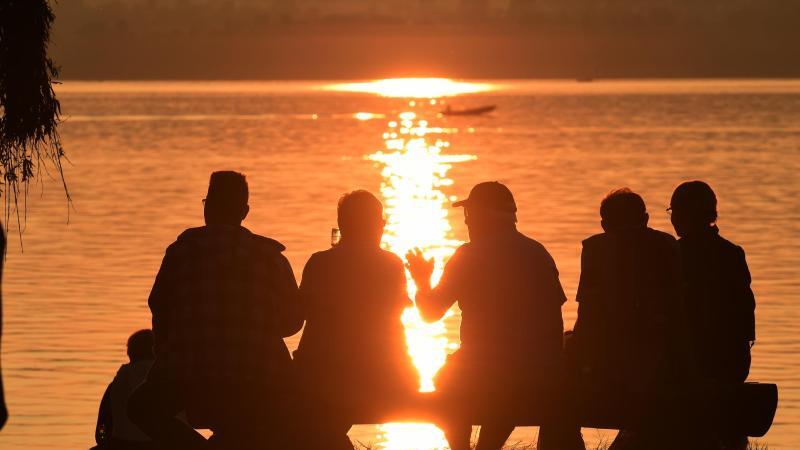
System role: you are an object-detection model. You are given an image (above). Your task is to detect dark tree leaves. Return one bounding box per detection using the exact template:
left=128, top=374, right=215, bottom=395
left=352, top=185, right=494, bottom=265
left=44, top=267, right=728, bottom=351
left=0, top=0, right=69, bottom=240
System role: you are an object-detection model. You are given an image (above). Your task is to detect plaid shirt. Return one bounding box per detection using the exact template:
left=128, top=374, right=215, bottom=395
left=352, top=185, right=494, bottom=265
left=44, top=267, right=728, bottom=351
left=148, top=225, right=302, bottom=383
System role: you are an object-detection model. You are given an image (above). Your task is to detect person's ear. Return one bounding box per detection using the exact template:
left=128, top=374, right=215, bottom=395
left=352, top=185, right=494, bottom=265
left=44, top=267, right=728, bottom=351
left=709, top=210, right=718, bottom=226
left=643, top=212, right=650, bottom=227
left=241, top=204, right=250, bottom=221
left=600, top=219, right=609, bottom=232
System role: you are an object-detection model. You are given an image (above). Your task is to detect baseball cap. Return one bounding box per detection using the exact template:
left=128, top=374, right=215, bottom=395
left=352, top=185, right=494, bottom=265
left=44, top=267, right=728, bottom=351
left=452, top=181, right=517, bottom=213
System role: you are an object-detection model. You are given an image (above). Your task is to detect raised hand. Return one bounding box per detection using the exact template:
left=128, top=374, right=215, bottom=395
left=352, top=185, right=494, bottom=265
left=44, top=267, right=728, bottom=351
left=405, top=248, right=434, bottom=288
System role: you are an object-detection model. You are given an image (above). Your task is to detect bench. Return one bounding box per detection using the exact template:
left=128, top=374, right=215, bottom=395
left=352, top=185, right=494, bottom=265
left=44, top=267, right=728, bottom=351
left=189, top=382, right=777, bottom=440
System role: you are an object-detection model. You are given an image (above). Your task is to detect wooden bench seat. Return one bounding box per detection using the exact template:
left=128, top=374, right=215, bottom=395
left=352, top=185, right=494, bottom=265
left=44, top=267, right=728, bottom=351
left=189, top=382, right=777, bottom=439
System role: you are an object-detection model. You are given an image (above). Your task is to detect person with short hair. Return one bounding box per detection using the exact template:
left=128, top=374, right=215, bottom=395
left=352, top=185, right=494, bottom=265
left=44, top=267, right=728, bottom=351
left=93, top=330, right=155, bottom=450
left=407, top=181, right=572, bottom=450
left=128, top=171, right=303, bottom=450
left=571, top=188, right=690, bottom=450
left=295, top=190, right=417, bottom=450
left=669, top=181, right=756, bottom=450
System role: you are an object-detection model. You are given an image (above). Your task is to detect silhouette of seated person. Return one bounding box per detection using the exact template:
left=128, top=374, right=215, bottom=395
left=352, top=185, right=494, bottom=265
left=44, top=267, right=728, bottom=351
left=127, top=171, right=303, bottom=450
left=294, top=190, right=417, bottom=450
left=571, top=188, right=691, bottom=450
left=669, top=181, right=756, bottom=450
left=92, top=329, right=155, bottom=450
left=406, top=181, right=571, bottom=450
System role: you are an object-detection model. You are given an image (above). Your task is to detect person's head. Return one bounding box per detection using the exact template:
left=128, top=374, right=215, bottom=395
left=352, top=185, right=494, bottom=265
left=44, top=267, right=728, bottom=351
left=669, top=180, right=718, bottom=238
left=337, top=190, right=385, bottom=246
left=453, top=181, right=517, bottom=241
left=600, top=188, right=649, bottom=232
left=127, top=329, right=154, bottom=363
left=204, top=171, right=249, bottom=226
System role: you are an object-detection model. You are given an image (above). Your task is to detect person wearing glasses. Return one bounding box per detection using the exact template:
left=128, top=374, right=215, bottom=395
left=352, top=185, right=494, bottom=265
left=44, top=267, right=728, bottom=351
left=294, top=190, right=416, bottom=450
left=128, top=171, right=303, bottom=450
left=669, top=181, right=756, bottom=450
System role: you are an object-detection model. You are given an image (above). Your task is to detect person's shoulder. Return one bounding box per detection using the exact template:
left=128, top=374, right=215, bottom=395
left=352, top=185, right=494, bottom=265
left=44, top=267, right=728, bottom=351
left=249, top=232, right=287, bottom=253
left=166, top=226, right=206, bottom=252
left=456, top=241, right=472, bottom=252
left=449, top=241, right=472, bottom=260
left=303, top=247, right=337, bottom=270
left=174, top=226, right=205, bottom=242
left=713, top=232, right=746, bottom=257
left=515, top=232, right=558, bottom=263
left=582, top=232, right=607, bottom=247
left=517, top=232, right=550, bottom=253
left=644, top=227, right=678, bottom=245
left=378, top=247, right=405, bottom=267
left=113, top=362, right=131, bottom=380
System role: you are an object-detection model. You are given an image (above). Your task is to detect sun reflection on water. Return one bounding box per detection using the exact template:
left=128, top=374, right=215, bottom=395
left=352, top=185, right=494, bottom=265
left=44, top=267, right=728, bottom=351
left=368, top=109, right=475, bottom=449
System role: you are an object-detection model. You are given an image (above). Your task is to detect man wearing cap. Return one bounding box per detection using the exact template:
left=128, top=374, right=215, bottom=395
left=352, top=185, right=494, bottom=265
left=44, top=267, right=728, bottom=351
left=128, top=171, right=303, bottom=449
left=407, top=181, right=571, bottom=450
left=669, top=181, right=755, bottom=450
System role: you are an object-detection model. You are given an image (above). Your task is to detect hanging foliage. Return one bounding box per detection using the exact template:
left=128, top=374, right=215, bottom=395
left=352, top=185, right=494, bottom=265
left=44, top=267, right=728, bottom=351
left=0, top=0, right=69, bottom=238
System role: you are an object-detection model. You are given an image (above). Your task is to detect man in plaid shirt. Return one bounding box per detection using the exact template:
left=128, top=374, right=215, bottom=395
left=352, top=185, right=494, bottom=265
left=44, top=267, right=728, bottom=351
left=128, top=171, right=303, bottom=449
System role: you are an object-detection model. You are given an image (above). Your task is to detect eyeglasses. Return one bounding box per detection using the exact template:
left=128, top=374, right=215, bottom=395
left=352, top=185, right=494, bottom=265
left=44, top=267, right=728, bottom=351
left=665, top=206, right=684, bottom=218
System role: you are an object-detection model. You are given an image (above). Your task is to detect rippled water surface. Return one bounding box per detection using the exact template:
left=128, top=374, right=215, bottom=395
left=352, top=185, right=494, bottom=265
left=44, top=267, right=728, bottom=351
left=1, top=80, right=798, bottom=449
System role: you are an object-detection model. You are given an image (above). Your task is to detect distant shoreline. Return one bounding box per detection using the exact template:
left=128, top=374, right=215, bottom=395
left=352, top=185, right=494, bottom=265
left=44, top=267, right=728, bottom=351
left=52, top=25, right=800, bottom=80
left=51, top=79, right=800, bottom=98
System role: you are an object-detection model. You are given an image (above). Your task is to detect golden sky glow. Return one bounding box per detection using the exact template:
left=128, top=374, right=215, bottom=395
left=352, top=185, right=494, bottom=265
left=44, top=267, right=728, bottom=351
left=329, top=78, right=494, bottom=98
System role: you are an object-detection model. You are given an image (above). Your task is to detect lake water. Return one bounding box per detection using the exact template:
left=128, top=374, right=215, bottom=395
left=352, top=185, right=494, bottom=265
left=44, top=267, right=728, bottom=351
left=0, top=80, right=798, bottom=449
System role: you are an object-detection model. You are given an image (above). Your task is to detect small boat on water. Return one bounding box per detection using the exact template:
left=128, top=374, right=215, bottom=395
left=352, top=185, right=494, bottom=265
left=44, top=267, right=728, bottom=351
left=441, top=104, right=496, bottom=116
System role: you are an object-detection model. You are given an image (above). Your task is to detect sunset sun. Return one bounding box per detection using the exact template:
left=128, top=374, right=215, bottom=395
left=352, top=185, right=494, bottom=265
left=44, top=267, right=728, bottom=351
left=328, top=78, right=494, bottom=98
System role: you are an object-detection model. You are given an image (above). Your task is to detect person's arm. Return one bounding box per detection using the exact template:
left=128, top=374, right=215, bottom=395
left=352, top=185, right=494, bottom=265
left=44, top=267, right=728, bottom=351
left=147, top=246, right=177, bottom=359
left=573, top=243, right=598, bottom=335
left=297, top=254, right=314, bottom=313
left=735, top=246, right=757, bottom=343
left=543, top=247, right=568, bottom=307
left=273, top=253, right=304, bottom=337
left=572, top=243, right=597, bottom=370
left=666, top=238, right=697, bottom=379
left=406, top=247, right=461, bottom=322
left=395, top=260, right=414, bottom=311
left=95, top=382, right=113, bottom=444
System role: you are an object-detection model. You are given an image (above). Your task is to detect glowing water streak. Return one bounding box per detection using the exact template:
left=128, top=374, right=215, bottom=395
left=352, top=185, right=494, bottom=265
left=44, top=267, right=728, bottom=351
left=369, top=115, right=475, bottom=450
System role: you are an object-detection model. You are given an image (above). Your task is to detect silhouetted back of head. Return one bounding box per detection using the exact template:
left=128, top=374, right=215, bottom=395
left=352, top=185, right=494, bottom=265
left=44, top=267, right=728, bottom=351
left=670, top=180, right=718, bottom=237
left=337, top=190, right=385, bottom=245
left=204, top=171, right=249, bottom=226
left=600, top=188, right=649, bottom=232
left=127, top=329, right=155, bottom=363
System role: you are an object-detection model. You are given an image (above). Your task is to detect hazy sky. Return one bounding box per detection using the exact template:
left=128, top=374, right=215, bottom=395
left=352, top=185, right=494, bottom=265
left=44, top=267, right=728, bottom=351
left=51, top=0, right=800, bottom=79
